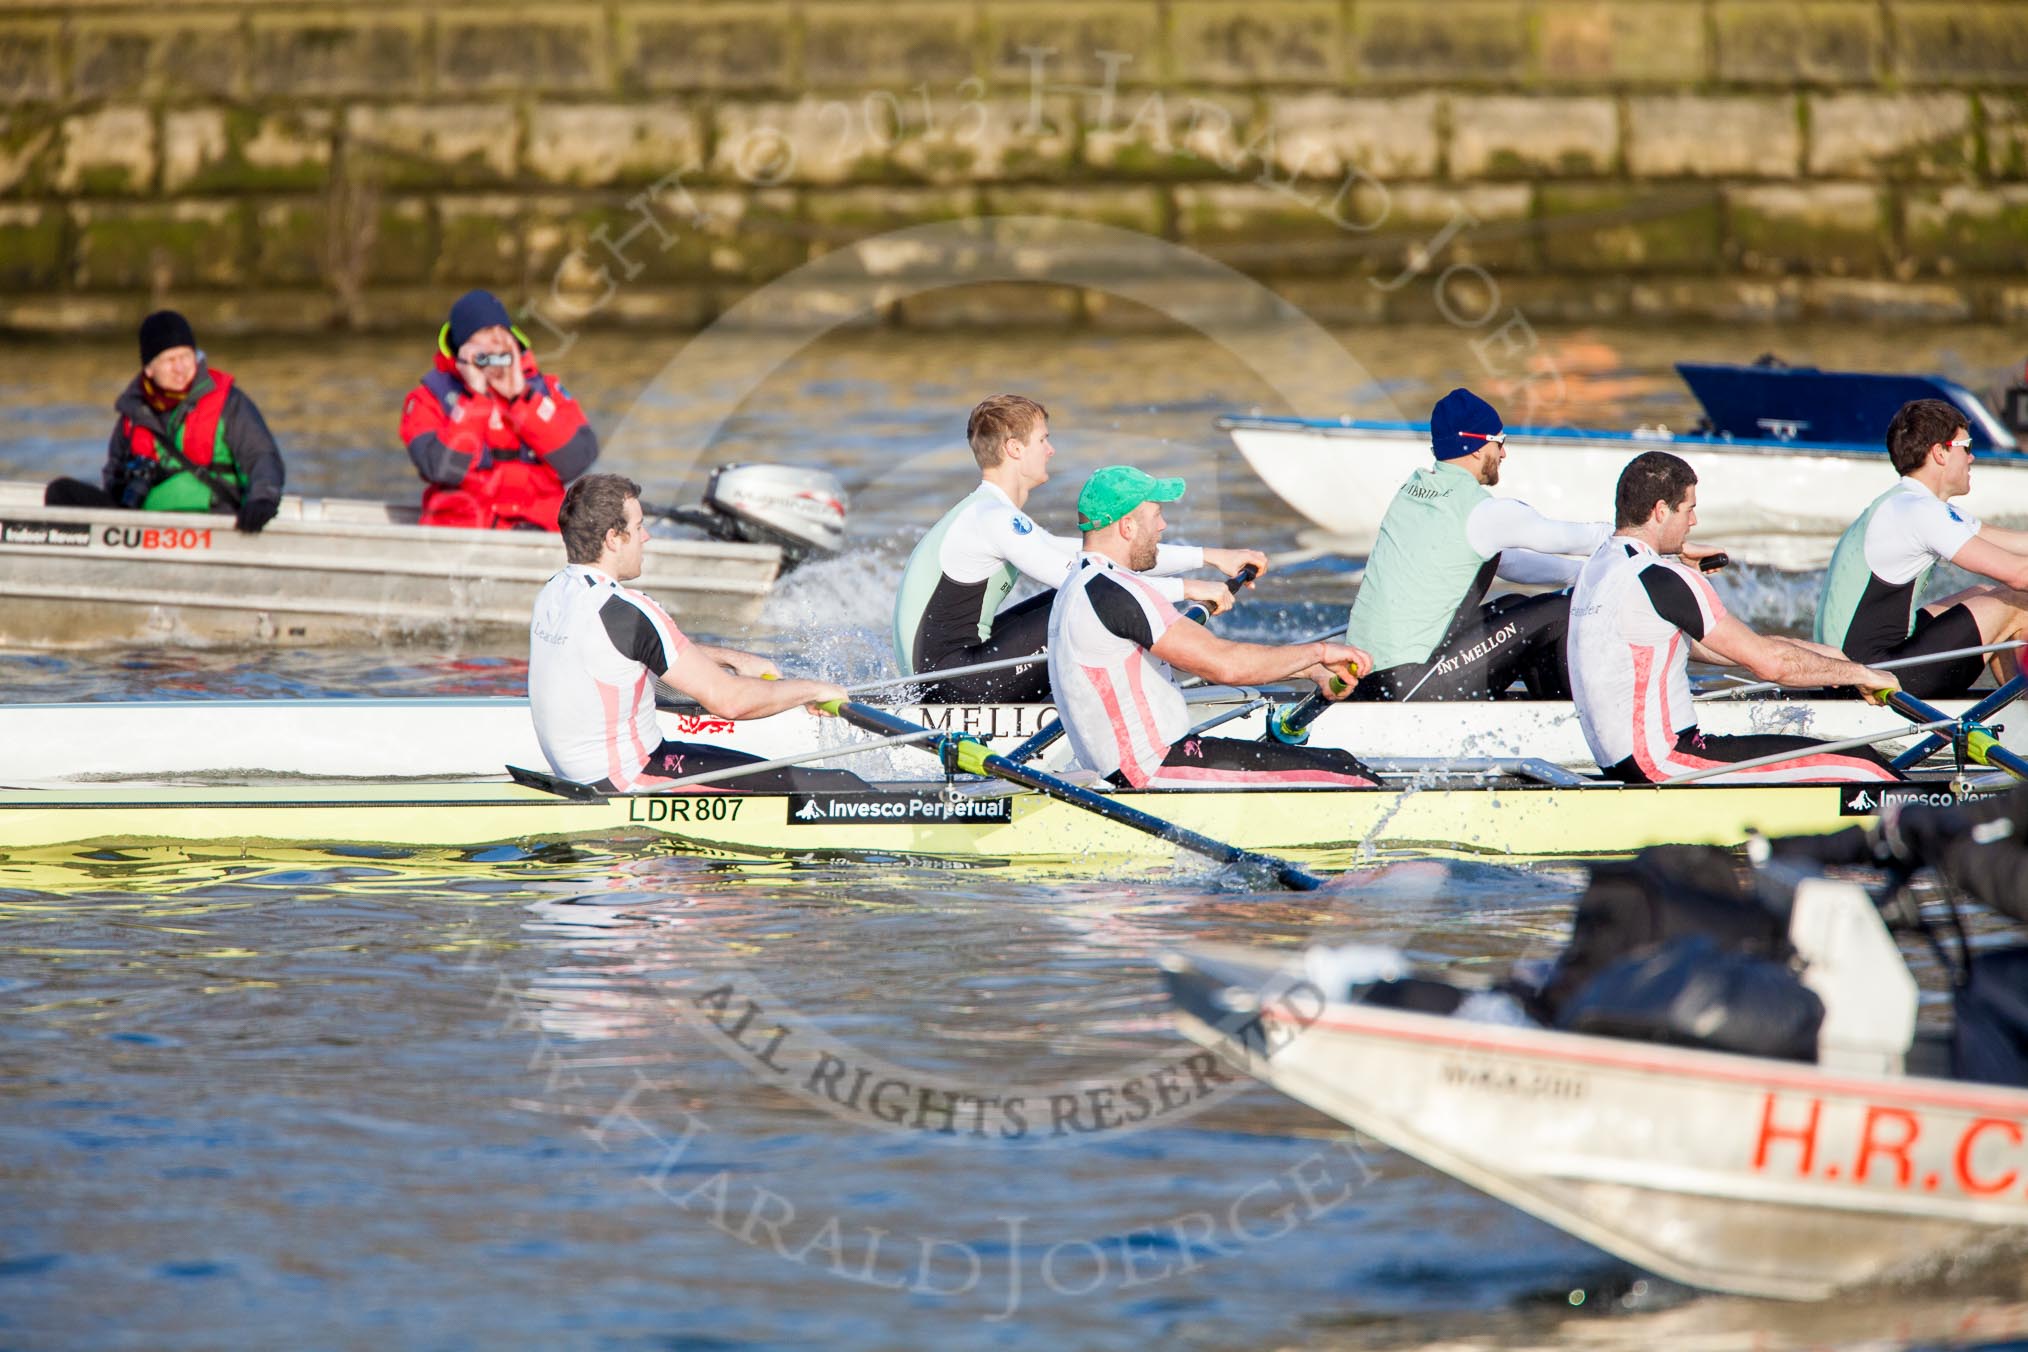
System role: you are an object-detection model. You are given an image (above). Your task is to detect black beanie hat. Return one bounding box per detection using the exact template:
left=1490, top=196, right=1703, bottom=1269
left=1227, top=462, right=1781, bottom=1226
left=139, top=310, right=197, bottom=366
left=446, top=290, right=516, bottom=352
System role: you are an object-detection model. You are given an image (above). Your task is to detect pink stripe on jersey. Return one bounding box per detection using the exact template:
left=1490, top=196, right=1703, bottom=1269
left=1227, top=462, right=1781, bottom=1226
left=597, top=679, right=630, bottom=788
left=1122, top=649, right=1167, bottom=755
left=1084, top=664, right=1148, bottom=787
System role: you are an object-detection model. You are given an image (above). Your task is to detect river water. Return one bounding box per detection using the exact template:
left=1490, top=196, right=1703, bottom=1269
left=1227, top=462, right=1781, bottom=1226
left=5, top=321, right=2028, bottom=1348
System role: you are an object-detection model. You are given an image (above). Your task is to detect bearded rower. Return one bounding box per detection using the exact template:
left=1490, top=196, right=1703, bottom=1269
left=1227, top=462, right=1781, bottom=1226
left=893, top=394, right=1268, bottom=703
left=1815, top=397, right=2028, bottom=697
left=1345, top=387, right=1710, bottom=702
left=530, top=473, right=860, bottom=793
left=1570, top=451, right=1902, bottom=785
left=1048, top=467, right=1375, bottom=789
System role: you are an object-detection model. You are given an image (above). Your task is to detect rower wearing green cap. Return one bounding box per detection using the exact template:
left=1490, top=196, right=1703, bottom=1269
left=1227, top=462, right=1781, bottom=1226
left=1049, top=466, right=1377, bottom=789
left=891, top=394, right=1268, bottom=703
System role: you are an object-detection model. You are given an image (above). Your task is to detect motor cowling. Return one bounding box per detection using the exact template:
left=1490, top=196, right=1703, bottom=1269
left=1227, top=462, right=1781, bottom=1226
left=660, top=463, right=848, bottom=569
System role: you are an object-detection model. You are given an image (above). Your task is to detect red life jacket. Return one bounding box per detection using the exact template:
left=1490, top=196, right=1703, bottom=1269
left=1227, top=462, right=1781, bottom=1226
left=412, top=362, right=568, bottom=531
left=124, top=369, right=234, bottom=469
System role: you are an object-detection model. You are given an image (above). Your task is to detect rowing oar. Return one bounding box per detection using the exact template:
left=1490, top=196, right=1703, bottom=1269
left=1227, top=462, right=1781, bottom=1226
left=1885, top=689, right=2028, bottom=782
left=825, top=699, right=1328, bottom=891
left=1891, top=673, right=2028, bottom=770
left=1693, top=640, right=2027, bottom=702
left=1000, top=564, right=1261, bottom=766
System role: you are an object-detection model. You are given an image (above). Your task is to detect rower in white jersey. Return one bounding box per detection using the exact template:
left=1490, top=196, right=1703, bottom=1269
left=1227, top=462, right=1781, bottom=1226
left=1815, top=397, right=2028, bottom=698
left=1569, top=451, right=1902, bottom=785
left=892, top=393, right=1268, bottom=703
left=529, top=473, right=858, bottom=792
left=1048, top=466, right=1376, bottom=789
left=1346, top=387, right=1718, bottom=701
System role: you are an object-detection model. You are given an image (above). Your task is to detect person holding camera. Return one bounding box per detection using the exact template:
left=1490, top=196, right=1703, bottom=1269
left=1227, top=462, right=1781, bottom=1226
left=399, top=290, right=599, bottom=531
left=45, top=310, right=286, bottom=533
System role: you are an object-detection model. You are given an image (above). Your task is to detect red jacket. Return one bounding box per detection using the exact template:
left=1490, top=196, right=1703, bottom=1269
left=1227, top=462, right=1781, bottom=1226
left=399, top=350, right=598, bottom=530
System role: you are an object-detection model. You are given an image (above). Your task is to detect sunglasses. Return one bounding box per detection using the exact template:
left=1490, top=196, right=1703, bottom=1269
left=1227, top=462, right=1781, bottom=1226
left=1946, top=434, right=1973, bottom=452
left=1459, top=431, right=1507, bottom=448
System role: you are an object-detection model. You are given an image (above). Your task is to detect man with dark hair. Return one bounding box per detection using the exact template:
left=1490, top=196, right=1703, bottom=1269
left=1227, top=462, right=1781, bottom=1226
left=400, top=289, right=599, bottom=530
left=1050, top=466, right=1376, bottom=788
left=891, top=394, right=1269, bottom=702
left=1346, top=388, right=1703, bottom=702
left=1569, top=451, right=1902, bottom=784
left=47, top=309, right=286, bottom=533
left=1815, top=398, right=2028, bottom=696
left=529, top=473, right=857, bottom=793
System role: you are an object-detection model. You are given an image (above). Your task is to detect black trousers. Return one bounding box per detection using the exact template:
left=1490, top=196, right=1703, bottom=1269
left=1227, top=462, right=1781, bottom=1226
left=1352, top=591, right=1572, bottom=702
left=914, top=590, right=1054, bottom=703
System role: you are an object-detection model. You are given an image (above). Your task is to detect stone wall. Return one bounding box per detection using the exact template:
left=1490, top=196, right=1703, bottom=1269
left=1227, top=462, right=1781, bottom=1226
left=4, top=0, right=2028, bottom=336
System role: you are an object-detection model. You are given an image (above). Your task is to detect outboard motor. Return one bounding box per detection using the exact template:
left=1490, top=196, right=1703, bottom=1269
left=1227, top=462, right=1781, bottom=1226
left=657, top=463, right=848, bottom=569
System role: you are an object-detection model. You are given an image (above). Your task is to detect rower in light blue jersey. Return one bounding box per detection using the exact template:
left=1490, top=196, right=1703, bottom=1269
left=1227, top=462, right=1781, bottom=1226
left=1815, top=397, right=2028, bottom=698
left=1344, top=388, right=1683, bottom=702
left=891, top=393, right=1268, bottom=702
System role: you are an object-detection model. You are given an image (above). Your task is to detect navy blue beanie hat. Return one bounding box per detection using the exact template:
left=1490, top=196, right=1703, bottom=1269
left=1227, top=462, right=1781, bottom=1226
left=445, top=289, right=516, bottom=352
left=1430, top=387, right=1504, bottom=461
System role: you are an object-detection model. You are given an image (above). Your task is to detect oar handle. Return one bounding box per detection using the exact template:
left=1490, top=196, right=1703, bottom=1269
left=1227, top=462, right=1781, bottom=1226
left=1181, top=563, right=1259, bottom=624
left=1266, top=674, right=1350, bottom=746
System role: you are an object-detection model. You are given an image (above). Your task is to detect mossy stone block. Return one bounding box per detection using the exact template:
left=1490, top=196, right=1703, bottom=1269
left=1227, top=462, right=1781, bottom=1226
left=1894, top=4, right=2028, bottom=85
left=1985, top=95, right=2028, bottom=180
left=0, top=22, right=60, bottom=105
left=1534, top=2, right=1706, bottom=84
left=436, top=197, right=526, bottom=285
left=58, top=108, right=157, bottom=196
left=1084, top=92, right=1258, bottom=179
left=983, top=4, right=1163, bottom=85
left=802, top=5, right=977, bottom=88
left=620, top=4, right=793, bottom=92
left=167, top=111, right=326, bottom=195
left=73, top=202, right=248, bottom=290
left=1725, top=184, right=1886, bottom=275
left=1712, top=2, right=1881, bottom=84
left=0, top=204, right=64, bottom=289
left=349, top=106, right=519, bottom=190
left=366, top=200, right=434, bottom=285
left=249, top=14, right=425, bottom=97
left=0, top=110, right=58, bottom=197
left=74, top=17, right=246, bottom=100
left=1450, top=98, right=1617, bottom=179
left=1808, top=93, right=1973, bottom=180
left=1170, top=2, right=1343, bottom=86
left=1538, top=184, right=1721, bottom=273
left=1352, top=1, right=1527, bottom=82
left=438, top=12, right=609, bottom=95
left=1174, top=182, right=1360, bottom=275
left=1905, top=187, right=2028, bottom=273
left=981, top=185, right=1166, bottom=237
left=254, top=201, right=329, bottom=285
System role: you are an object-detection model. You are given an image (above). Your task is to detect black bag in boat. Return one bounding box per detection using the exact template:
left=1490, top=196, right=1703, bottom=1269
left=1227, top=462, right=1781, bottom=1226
left=1538, top=844, right=1791, bottom=1020
left=1953, top=946, right=2028, bottom=1087
left=1555, top=935, right=1824, bottom=1062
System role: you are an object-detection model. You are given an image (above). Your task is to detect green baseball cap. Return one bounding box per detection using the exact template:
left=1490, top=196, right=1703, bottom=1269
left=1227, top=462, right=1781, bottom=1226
left=1077, top=465, right=1186, bottom=531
